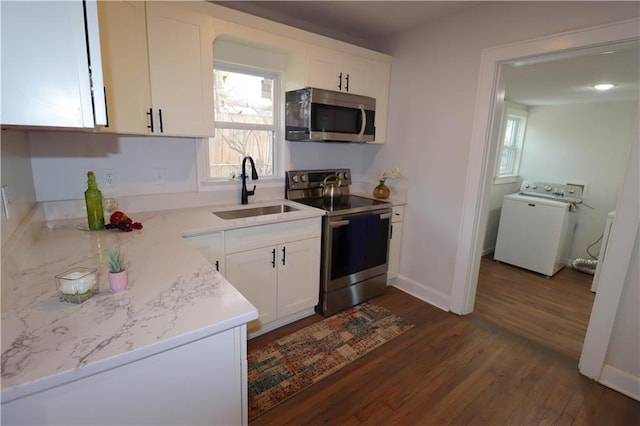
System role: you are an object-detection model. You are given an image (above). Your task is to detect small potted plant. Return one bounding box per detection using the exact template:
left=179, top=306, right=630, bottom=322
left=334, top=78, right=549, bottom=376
left=108, top=249, right=127, bottom=292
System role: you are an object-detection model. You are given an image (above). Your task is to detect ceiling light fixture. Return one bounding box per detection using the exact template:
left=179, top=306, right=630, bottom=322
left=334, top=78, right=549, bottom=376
left=593, top=83, right=615, bottom=91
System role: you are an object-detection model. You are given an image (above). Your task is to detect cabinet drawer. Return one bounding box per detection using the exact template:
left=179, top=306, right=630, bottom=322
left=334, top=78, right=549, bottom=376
left=392, top=206, right=405, bottom=223
left=225, top=218, right=321, bottom=254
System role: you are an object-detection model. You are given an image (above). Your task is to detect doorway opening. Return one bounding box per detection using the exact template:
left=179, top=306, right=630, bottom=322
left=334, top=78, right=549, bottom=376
left=450, top=18, right=640, bottom=374
left=474, top=40, right=638, bottom=360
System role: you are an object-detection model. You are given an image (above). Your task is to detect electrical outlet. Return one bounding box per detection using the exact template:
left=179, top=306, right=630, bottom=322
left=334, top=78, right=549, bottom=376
left=153, top=167, right=165, bottom=184
left=103, top=169, right=116, bottom=187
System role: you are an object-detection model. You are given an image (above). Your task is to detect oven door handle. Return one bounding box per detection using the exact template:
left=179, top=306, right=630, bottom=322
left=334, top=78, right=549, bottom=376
left=329, top=213, right=391, bottom=229
left=329, top=219, right=350, bottom=228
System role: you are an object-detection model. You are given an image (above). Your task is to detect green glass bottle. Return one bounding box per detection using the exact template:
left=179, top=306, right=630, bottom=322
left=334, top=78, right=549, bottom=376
left=85, top=171, right=105, bottom=230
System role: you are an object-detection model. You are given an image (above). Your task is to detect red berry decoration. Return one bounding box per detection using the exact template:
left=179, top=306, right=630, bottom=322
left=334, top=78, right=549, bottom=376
left=108, top=211, right=142, bottom=232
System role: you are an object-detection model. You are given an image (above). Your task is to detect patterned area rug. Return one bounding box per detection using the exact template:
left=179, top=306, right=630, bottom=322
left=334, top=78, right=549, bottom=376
left=247, top=302, right=414, bottom=420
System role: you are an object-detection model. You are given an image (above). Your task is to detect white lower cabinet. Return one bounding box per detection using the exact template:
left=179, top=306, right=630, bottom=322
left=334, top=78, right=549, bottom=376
left=276, top=238, right=321, bottom=317
left=227, top=247, right=279, bottom=326
left=225, top=218, right=321, bottom=336
left=184, top=231, right=225, bottom=275
left=388, top=206, right=405, bottom=280
left=1, top=326, right=248, bottom=426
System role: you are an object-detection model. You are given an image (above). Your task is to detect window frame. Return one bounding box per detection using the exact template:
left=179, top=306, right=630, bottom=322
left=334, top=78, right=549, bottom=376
left=197, top=62, right=283, bottom=187
left=493, top=104, right=528, bottom=185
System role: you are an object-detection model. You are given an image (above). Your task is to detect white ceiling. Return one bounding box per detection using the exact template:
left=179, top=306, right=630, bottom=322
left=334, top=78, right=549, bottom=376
left=502, top=41, right=640, bottom=106
left=214, top=1, right=479, bottom=47
left=214, top=1, right=639, bottom=106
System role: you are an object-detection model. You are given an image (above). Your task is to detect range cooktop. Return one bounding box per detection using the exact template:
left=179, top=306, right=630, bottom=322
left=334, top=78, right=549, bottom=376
left=294, top=194, right=391, bottom=216
left=285, top=169, right=392, bottom=216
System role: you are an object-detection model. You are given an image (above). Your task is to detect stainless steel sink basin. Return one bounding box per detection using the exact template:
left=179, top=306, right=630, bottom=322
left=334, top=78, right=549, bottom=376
left=212, top=204, right=299, bottom=220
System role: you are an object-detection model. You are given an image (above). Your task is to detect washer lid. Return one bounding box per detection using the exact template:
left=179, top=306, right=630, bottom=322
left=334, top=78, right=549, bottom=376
left=505, top=193, right=572, bottom=208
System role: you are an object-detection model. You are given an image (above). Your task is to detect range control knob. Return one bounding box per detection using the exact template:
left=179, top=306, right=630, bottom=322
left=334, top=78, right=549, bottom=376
left=523, top=183, right=530, bottom=189
left=544, top=185, right=552, bottom=191
left=291, top=175, right=300, bottom=183
left=532, top=185, right=537, bottom=189
left=344, top=172, right=350, bottom=181
left=301, top=174, right=308, bottom=182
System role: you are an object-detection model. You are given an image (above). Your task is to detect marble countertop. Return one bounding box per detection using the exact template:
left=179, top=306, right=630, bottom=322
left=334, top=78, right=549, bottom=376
left=1, top=199, right=324, bottom=403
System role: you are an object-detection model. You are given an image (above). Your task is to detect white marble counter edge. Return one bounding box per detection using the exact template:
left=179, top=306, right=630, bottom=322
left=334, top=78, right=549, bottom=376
left=2, top=309, right=257, bottom=404
left=1, top=199, right=325, bottom=403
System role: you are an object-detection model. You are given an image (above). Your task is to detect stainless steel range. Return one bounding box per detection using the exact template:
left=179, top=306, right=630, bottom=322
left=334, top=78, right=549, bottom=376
left=286, top=169, right=393, bottom=316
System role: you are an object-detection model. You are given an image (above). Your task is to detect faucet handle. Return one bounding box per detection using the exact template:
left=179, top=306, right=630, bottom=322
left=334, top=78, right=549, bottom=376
left=247, top=185, right=256, bottom=196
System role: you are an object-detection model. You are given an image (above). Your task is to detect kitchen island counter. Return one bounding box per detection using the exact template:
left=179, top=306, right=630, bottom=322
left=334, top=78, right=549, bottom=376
left=0, top=199, right=323, bottom=422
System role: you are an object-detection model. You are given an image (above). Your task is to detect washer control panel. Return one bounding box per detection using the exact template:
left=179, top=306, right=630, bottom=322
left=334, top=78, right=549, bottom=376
left=520, top=181, right=583, bottom=203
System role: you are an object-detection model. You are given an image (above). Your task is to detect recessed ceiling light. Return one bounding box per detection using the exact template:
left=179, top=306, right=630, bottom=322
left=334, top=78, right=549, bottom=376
left=593, top=83, right=615, bottom=91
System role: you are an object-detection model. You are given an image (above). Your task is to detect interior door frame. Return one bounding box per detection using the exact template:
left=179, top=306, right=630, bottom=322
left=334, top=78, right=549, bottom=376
left=450, top=17, right=640, bottom=378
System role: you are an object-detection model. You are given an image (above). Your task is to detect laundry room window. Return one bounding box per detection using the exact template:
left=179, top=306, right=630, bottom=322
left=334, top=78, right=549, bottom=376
left=203, top=64, right=280, bottom=181
left=494, top=106, right=528, bottom=184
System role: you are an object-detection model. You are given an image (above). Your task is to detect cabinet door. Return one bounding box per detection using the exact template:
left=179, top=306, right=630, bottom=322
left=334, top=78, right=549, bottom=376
left=340, top=57, right=372, bottom=95
left=369, top=61, right=391, bottom=144
left=184, top=232, right=225, bottom=276
left=1, top=1, right=102, bottom=128
left=305, top=48, right=342, bottom=91
left=226, top=247, right=278, bottom=330
left=305, top=48, right=374, bottom=95
left=97, top=1, right=152, bottom=135
left=277, top=238, right=321, bottom=318
left=146, top=2, right=214, bottom=137
left=388, top=221, right=403, bottom=279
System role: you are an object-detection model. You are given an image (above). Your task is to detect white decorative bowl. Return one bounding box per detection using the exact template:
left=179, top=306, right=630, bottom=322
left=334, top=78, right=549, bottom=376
left=55, top=267, right=98, bottom=304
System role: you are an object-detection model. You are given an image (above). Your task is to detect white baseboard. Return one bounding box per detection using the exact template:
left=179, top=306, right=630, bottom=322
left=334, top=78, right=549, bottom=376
left=247, top=307, right=316, bottom=339
left=599, top=364, right=640, bottom=401
left=482, top=247, right=494, bottom=256
left=391, top=274, right=450, bottom=312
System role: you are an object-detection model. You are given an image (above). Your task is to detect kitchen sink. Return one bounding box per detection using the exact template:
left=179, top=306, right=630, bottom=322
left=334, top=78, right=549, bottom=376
left=212, top=204, right=299, bottom=220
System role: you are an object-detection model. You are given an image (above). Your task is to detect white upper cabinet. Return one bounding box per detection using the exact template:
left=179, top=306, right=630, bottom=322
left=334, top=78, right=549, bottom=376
left=98, top=1, right=214, bottom=137
left=1, top=0, right=106, bottom=128
left=98, top=1, right=151, bottom=135
left=304, top=46, right=391, bottom=143
left=146, top=2, right=214, bottom=137
left=305, top=47, right=373, bottom=95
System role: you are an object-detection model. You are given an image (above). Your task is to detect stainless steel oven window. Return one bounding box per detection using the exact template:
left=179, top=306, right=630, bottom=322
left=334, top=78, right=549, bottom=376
left=322, top=211, right=391, bottom=292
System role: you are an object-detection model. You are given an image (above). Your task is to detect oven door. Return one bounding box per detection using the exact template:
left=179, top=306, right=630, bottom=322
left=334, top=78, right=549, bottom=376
left=323, top=210, right=392, bottom=292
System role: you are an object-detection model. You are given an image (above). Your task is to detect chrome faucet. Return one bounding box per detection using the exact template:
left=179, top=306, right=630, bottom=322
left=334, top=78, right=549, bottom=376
left=241, top=156, right=259, bottom=204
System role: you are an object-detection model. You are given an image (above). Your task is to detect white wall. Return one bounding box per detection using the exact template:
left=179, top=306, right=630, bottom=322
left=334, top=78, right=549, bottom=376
left=1, top=130, right=37, bottom=244
left=29, top=132, right=199, bottom=201
left=605, top=232, right=639, bottom=377
left=483, top=181, right=519, bottom=254
left=0, top=130, right=36, bottom=244
left=27, top=132, right=381, bottom=203
left=366, top=1, right=639, bottom=306
left=519, top=101, right=637, bottom=260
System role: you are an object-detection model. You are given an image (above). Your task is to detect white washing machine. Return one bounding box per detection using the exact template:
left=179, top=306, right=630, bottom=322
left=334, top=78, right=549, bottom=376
left=494, top=181, right=582, bottom=277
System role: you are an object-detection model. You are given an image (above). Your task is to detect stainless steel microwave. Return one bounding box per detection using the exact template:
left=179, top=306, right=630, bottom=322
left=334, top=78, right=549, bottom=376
left=285, top=87, right=376, bottom=143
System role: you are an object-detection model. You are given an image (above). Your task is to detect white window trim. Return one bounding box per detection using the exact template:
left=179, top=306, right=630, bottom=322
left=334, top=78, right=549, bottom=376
left=196, top=62, right=283, bottom=189
left=493, top=102, right=528, bottom=185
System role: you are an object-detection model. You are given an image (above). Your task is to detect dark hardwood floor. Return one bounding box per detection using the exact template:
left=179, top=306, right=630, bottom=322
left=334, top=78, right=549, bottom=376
left=248, top=259, right=639, bottom=425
